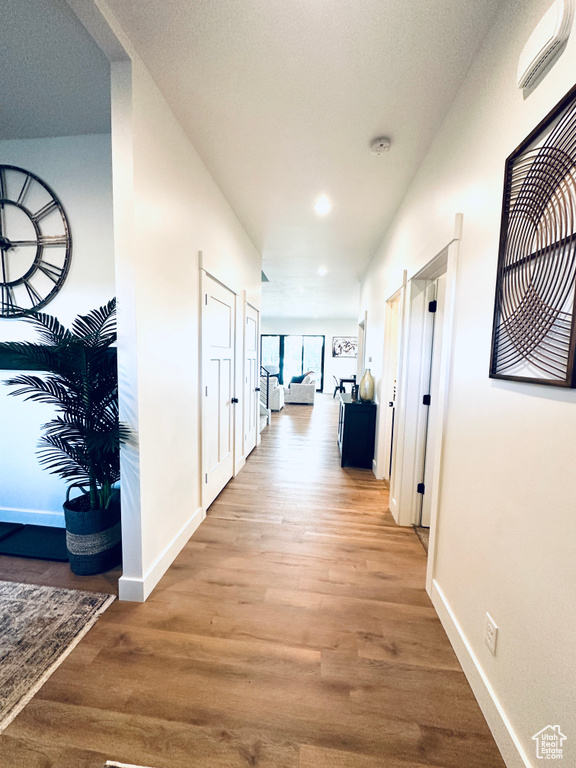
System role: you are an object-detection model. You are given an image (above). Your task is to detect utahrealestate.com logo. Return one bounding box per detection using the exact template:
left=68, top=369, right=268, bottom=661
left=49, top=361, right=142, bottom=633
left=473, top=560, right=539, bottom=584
left=532, top=725, right=567, bottom=760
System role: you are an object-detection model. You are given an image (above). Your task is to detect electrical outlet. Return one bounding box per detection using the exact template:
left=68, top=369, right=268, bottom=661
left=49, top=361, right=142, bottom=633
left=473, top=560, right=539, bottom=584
left=485, top=612, right=498, bottom=655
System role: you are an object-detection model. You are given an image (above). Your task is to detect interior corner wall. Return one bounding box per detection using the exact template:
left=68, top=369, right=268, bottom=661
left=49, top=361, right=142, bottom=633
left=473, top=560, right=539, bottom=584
left=260, top=317, right=358, bottom=390
left=0, top=134, right=114, bottom=527
left=112, top=53, right=261, bottom=602
left=360, top=0, right=576, bottom=765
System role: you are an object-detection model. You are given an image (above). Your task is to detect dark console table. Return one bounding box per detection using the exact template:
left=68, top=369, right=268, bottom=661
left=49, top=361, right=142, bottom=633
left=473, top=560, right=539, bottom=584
left=337, top=393, right=377, bottom=469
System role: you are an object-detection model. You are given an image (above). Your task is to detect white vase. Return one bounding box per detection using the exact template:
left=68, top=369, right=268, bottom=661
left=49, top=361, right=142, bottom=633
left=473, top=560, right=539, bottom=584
left=359, top=368, right=374, bottom=402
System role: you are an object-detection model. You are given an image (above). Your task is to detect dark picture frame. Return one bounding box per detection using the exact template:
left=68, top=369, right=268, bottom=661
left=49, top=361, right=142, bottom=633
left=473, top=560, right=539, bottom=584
left=332, top=336, right=358, bottom=358
left=490, top=83, right=576, bottom=387
left=0, top=344, right=47, bottom=371
left=0, top=344, right=117, bottom=371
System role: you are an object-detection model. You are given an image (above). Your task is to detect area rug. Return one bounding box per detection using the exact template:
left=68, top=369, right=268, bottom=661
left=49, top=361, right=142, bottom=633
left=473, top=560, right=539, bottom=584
left=0, top=580, right=115, bottom=733
left=414, top=525, right=430, bottom=552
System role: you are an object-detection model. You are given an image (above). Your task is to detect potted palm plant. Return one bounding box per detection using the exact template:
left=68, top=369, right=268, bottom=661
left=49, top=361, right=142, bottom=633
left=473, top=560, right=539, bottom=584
left=2, top=298, right=130, bottom=574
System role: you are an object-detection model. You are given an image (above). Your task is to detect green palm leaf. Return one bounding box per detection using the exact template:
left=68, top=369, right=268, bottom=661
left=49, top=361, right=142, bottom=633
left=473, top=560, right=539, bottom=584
left=20, top=311, right=73, bottom=346
left=71, top=298, right=117, bottom=347
left=3, top=298, right=130, bottom=510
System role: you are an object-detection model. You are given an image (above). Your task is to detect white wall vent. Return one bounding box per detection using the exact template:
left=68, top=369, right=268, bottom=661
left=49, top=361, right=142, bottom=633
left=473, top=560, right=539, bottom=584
left=517, top=0, right=574, bottom=88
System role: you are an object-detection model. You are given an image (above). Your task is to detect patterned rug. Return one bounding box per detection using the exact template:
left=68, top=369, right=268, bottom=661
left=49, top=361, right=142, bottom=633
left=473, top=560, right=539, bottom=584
left=0, top=580, right=115, bottom=733
left=414, top=525, right=430, bottom=552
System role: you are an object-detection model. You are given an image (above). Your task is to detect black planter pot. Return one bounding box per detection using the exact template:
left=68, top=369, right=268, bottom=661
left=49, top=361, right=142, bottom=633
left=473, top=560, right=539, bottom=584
left=63, top=493, right=122, bottom=575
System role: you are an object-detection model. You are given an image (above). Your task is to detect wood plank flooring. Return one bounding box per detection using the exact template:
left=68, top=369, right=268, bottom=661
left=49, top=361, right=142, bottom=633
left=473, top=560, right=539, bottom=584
left=0, top=395, right=505, bottom=768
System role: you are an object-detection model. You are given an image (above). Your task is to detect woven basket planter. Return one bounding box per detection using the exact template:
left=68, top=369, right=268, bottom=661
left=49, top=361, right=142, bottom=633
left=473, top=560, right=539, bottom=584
left=63, top=493, right=122, bottom=575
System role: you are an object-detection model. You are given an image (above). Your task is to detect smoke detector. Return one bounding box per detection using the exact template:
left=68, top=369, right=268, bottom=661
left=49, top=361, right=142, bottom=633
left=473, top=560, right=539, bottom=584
left=370, top=136, right=391, bottom=156
left=517, top=0, right=574, bottom=88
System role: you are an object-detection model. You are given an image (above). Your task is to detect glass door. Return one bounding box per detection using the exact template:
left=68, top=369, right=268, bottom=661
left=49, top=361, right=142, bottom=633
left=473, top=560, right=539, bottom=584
left=303, top=336, right=324, bottom=388
left=260, top=334, right=325, bottom=391
left=284, top=336, right=304, bottom=385
left=261, top=335, right=280, bottom=377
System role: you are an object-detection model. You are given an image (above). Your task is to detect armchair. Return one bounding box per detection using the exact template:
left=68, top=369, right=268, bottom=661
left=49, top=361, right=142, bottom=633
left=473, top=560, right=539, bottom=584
left=267, top=376, right=284, bottom=411
left=284, top=374, right=316, bottom=405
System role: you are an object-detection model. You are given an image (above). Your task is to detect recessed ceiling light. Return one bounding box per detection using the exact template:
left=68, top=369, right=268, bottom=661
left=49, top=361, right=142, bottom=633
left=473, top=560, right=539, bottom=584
left=317, top=266, right=328, bottom=276
left=314, top=196, right=332, bottom=216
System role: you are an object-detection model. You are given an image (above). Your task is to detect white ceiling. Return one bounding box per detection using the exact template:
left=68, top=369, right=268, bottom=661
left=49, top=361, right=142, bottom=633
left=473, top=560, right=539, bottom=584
left=2, top=0, right=503, bottom=319
left=102, top=0, right=503, bottom=319
left=1, top=0, right=110, bottom=139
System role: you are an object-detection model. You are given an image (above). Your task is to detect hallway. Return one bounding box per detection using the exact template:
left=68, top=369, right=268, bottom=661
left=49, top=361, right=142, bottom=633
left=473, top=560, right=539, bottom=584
left=0, top=396, right=505, bottom=768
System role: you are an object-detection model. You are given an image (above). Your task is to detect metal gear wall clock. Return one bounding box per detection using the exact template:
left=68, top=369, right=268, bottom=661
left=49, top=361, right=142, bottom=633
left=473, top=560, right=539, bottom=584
left=0, top=165, right=72, bottom=318
left=490, top=84, right=576, bottom=387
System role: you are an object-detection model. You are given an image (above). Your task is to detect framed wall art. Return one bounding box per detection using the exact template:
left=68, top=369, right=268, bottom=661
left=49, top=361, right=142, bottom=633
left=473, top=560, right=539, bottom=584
left=490, top=84, right=576, bottom=388
left=0, top=344, right=116, bottom=371
left=332, top=336, right=357, bottom=358
left=0, top=344, right=46, bottom=371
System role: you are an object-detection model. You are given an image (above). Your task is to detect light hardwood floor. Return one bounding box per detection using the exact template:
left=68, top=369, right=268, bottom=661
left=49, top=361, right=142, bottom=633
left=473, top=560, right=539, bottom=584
left=0, top=395, right=505, bottom=768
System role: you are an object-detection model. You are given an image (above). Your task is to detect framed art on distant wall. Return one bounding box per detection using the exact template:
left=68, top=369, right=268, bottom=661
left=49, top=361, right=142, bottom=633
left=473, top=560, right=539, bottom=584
left=332, top=336, right=358, bottom=358
left=490, top=83, right=576, bottom=388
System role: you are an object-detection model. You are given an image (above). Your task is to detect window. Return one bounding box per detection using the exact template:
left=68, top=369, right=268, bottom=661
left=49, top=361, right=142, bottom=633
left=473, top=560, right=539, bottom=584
left=260, top=334, right=325, bottom=391
left=261, top=335, right=280, bottom=376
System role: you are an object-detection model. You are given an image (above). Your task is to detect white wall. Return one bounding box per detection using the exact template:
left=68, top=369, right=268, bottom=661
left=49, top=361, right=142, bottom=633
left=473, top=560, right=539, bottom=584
left=261, top=317, right=358, bottom=392
left=0, top=134, right=115, bottom=527
left=108, top=48, right=261, bottom=601
left=360, top=1, right=576, bottom=765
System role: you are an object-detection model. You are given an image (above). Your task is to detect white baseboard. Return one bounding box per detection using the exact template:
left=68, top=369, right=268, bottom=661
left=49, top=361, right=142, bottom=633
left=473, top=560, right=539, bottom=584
left=430, top=580, right=532, bottom=768
left=234, top=455, right=246, bottom=476
left=0, top=506, right=65, bottom=528
left=119, top=506, right=204, bottom=603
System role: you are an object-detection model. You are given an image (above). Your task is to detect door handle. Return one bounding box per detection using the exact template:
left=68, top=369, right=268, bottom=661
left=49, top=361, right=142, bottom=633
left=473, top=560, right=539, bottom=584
left=255, top=387, right=261, bottom=392
left=231, top=397, right=239, bottom=404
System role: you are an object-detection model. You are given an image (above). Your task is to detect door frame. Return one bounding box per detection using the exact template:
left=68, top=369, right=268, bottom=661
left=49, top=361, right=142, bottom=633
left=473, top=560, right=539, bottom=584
left=387, top=215, right=462, bottom=593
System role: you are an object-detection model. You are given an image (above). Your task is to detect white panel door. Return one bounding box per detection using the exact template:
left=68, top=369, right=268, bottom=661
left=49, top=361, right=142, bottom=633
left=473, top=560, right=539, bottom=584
left=244, top=303, right=259, bottom=457
left=202, top=273, right=236, bottom=510
left=421, top=274, right=447, bottom=528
